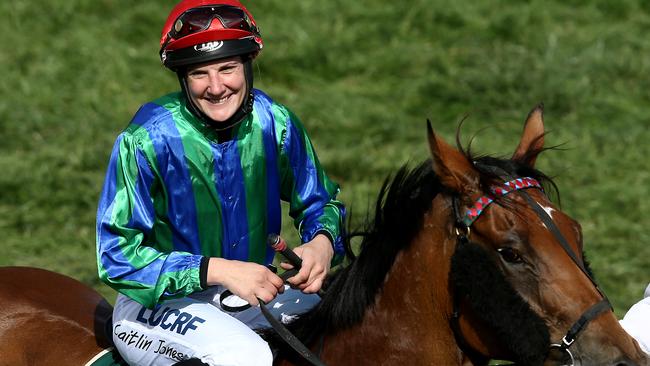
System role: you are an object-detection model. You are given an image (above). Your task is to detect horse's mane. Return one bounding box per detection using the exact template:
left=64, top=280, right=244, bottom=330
left=271, top=133, right=561, bottom=359
left=318, top=160, right=442, bottom=329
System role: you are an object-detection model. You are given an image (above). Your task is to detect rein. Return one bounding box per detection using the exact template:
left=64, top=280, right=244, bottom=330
left=219, top=235, right=327, bottom=366
left=450, top=176, right=611, bottom=366
left=258, top=285, right=326, bottom=366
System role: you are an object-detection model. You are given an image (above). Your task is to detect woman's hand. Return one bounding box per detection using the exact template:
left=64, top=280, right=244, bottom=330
left=207, top=258, right=284, bottom=306
left=281, top=234, right=333, bottom=294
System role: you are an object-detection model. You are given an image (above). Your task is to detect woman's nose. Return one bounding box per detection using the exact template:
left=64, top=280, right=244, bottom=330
left=206, top=73, right=225, bottom=94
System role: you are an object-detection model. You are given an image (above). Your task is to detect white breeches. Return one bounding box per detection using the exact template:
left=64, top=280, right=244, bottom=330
left=112, top=286, right=319, bottom=366
left=620, top=293, right=650, bottom=355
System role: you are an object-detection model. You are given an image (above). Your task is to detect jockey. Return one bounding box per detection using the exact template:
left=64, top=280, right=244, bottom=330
left=95, top=1, right=345, bottom=365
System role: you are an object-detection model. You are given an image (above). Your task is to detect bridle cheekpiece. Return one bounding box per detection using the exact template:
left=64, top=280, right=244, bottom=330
left=451, top=175, right=611, bottom=366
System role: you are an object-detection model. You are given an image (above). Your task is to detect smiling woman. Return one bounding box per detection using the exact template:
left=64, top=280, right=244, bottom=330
left=93, top=0, right=346, bottom=365
left=185, top=57, right=247, bottom=124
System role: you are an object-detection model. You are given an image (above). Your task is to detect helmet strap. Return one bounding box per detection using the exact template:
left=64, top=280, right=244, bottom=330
left=177, top=56, right=255, bottom=133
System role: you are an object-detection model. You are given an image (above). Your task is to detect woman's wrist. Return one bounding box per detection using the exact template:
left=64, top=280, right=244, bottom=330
left=206, top=257, right=229, bottom=287
left=310, top=233, right=334, bottom=260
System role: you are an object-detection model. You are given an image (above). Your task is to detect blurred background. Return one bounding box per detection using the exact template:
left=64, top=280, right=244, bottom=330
left=0, top=0, right=648, bottom=317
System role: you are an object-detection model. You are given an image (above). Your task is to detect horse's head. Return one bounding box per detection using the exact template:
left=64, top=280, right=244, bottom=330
left=427, top=106, right=649, bottom=366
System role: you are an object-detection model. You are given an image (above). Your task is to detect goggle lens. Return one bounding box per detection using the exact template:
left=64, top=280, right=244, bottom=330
left=171, top=6, right=259, bottom=40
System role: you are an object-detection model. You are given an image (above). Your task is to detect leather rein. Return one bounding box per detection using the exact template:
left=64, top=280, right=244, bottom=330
left=450, top=176, right=611, bottom=366
left=219, top=236, right=327, bottom=366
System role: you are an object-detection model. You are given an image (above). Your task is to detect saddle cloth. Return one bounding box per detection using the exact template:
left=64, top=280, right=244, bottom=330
left=85, top=347, right=127, bottom=366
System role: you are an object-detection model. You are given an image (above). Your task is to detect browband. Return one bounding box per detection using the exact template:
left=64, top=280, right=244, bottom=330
left=461, top=177, right=542, bottom=226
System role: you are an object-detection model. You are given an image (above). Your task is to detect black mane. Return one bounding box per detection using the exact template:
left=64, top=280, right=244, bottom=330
left=271, top=137, right=561, bottom=362
left=265, top=160, right=440, bottom=356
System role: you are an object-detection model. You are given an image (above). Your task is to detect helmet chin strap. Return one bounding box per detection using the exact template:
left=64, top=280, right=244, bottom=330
left=178, top=57, right=255, bottom=132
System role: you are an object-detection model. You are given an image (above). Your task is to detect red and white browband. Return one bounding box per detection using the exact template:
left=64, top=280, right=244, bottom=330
left=461, top=177, right=542, bottom=227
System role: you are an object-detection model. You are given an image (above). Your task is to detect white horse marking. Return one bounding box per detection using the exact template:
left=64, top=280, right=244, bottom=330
left=536, top=203, right=555, bottom=228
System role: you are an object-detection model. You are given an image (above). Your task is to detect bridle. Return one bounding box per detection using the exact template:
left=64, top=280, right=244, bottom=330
left=450, top=176, right=612, bottom=366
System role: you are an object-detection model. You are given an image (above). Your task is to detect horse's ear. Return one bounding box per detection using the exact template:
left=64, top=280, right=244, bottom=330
left=512, top=104, right=545, bottom=168
left=427, top=120, right=476, bottom=193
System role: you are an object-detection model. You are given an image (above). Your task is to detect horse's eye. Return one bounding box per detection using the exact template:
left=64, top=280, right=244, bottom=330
left=497, top=247, right=523, bottom=263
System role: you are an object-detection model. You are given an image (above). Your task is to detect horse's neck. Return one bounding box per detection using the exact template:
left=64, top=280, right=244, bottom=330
left=321, top=209, right=463, bottom=365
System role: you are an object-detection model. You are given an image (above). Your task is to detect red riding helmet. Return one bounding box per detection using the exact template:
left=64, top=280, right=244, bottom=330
left=160, top=0, right=263, bottom=70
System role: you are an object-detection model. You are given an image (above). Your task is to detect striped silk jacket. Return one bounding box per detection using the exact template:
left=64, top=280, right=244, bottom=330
left=96, top=89, right=344, bottom=308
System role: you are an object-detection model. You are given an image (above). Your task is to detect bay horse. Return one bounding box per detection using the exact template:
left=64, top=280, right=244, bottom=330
left=0, top=106, right=648, bottom=365
left=273, top=105, right=648, bottom=365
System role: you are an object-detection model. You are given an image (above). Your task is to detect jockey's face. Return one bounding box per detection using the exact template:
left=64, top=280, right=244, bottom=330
left=186, top=56, right=246, bottom=123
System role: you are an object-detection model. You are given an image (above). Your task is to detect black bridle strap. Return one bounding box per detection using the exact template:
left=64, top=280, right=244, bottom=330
left=561, top=298, right=611, bottom=347
left=515, top=189, right=614, bottom=352
left=516, top=190, right=610, bottom=301
left=517, top=191, right=587, bottom=274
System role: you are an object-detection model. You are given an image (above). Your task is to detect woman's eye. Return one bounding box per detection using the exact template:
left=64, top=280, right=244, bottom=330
left=188, top=71, right=206, bottom=79
left=497, top=247, right=523, bottom=263
left=221, top=65, right=238, bottom=73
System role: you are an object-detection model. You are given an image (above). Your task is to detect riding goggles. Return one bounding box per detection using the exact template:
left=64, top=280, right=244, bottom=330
left=170, top=5, right=260, bottom=40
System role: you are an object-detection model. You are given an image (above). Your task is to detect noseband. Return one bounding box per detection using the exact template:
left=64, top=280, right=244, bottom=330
left=451, top=176, right=611, bottom=366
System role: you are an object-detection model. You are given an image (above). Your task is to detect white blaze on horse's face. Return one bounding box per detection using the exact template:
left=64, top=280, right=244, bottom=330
left=535, top=202, right=555, bottom=228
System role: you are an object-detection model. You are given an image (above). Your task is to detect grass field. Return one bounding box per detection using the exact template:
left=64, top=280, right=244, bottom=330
left=1, top=0, right=648, bottom=323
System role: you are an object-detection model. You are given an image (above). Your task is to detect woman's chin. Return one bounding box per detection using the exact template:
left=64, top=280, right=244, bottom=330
left=203, top=108, right=236, bottom=123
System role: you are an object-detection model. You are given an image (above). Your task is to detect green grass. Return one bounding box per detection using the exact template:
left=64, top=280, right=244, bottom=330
left=1, top=0, right=649, bottom=318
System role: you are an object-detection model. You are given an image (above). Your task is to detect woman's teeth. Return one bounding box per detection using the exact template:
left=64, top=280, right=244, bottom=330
left=207, top=95, right=229, bottom=104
